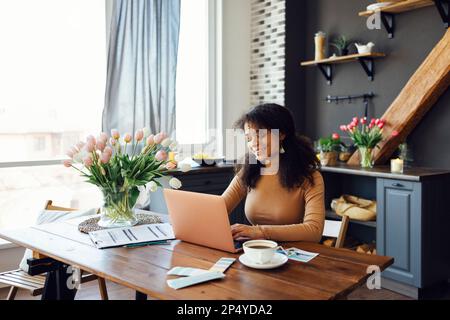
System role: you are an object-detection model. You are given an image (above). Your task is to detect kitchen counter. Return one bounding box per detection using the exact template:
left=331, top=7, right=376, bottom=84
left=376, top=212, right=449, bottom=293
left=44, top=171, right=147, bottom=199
left=168, top=161, right=450, bottom=181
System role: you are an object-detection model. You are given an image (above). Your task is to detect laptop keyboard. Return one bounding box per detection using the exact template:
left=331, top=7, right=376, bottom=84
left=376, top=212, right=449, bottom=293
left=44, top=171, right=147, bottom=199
left=234, top=240, right=244, bottom=250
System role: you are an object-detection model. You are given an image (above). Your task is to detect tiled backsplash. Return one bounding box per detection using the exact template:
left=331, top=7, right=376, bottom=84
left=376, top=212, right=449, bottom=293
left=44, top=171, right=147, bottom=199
left=250, top=0, right=286, bottom=106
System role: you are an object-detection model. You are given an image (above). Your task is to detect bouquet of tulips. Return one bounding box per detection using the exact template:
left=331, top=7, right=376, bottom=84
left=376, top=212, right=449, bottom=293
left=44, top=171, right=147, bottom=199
left=339, top=117, right=386, bottom=168
left=340, top=117, right=385, bottom=150
left=64, top=129, right=184, bottom=228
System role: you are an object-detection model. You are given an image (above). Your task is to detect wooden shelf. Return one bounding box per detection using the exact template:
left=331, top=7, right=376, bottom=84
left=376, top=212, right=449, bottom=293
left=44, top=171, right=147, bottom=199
left=359, top=0, right=449, bottom=38
left=301, top=52, right=385, bottom=66
left=300, top=53, right=386, bottom=85
left=326, top=210, right=377, bottom=228
left=359, top=0, right=434, bottom=17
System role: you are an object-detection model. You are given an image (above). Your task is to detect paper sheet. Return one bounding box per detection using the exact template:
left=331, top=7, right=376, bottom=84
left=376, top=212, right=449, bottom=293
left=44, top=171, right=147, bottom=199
left=167, top=272, right=225, bottom=290
left=277, top=248, right=319, bottom=263
left=166, top=257, right=235, bottom=289
left=89, top=223, right=175, bottom=249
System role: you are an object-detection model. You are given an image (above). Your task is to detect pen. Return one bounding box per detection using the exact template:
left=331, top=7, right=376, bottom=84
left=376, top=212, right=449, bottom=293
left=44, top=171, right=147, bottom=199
left=125, top=240, right=170, bottom=248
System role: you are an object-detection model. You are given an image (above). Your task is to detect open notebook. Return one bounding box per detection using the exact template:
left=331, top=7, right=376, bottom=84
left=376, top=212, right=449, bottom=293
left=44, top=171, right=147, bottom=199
left=89, top=223, right=175, bottom=249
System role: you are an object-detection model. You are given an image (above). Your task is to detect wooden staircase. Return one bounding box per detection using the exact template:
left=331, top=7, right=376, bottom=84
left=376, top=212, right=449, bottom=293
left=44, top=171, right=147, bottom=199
left=348, top=28, right=450, bottom=165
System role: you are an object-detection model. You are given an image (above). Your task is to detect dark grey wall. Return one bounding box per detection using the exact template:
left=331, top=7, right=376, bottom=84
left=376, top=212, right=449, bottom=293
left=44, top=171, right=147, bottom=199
left=286, top=0, right=450, bottom=169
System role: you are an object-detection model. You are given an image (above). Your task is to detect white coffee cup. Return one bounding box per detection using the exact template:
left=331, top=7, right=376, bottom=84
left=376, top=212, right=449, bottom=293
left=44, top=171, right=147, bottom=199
left=243, top=240, right=280, bottom=265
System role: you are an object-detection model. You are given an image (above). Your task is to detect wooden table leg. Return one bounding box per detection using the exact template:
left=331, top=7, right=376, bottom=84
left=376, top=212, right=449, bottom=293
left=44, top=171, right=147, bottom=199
left=98, top=278, right=109, bottom=300
left=135, top=291, right=148, bottom=300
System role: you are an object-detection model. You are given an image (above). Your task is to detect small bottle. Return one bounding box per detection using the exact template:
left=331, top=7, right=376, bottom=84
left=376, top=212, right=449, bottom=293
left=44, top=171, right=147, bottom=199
left=315, top=31, right=326, bottom=61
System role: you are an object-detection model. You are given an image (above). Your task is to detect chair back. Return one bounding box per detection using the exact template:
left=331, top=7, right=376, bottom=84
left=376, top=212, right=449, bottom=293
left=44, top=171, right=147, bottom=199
left=44, top=200, right=78, bottom=212
left=32, top=200, right=78, bottom=259
left=323, top=215, right=349, bottom=248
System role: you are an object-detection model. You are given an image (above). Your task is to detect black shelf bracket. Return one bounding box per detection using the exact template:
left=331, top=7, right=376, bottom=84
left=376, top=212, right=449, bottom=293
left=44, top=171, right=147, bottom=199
left=317, top=64, right=332, bottom=85
left=358, top=58, right=375, bottom=81
left=381, top=12, right=395, bottom=39
left=434, top=0, right=449, bottom=28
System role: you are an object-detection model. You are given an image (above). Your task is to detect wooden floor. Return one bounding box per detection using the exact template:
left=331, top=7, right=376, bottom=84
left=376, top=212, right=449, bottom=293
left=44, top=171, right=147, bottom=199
left=0, top=280, right=412, bottom=300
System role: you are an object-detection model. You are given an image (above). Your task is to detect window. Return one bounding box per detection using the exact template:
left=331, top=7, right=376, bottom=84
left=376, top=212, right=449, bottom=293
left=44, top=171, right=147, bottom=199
left=176, top=0, right=222, bottom=153
left=0, top=0, right=106, bottom=231
left=33, top=136, right=46, bottom=152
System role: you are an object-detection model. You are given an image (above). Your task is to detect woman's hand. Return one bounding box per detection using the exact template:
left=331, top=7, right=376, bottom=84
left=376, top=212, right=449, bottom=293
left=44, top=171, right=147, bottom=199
left=231, top=224, right=264, bottom=240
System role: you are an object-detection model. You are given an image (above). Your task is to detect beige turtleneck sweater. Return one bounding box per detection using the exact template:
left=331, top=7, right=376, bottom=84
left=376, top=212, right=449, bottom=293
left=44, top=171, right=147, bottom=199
left=222, top=170, right=325, bottom=242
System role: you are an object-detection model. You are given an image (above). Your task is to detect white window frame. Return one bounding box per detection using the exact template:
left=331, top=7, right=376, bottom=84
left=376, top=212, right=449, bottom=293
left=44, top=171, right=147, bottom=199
left=0, top=1, right=110, bottom=170
left=0, top=1, right=224, bottom=249
left=177, top=0, right=223, bottom=157
left=0, top=2, right=110, bottom=250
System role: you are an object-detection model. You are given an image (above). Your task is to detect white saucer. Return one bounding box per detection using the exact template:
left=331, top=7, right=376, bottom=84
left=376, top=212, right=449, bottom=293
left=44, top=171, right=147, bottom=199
left=239, top=252, right=288, bottom=270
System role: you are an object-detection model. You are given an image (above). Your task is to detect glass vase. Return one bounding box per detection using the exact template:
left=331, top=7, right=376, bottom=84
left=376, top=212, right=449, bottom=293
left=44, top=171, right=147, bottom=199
left=358, top=147, right=374, bottom=168
left=98, top=186, right=138, bottom=228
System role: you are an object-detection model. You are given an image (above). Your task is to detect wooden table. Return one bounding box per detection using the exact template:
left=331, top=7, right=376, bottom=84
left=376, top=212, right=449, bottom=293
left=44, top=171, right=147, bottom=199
left=0, top=217, right=393, bottom=300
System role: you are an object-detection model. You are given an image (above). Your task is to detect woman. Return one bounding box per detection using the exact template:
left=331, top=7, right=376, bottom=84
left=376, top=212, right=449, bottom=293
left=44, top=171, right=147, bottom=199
left=222, top=104, right=325, bottom=243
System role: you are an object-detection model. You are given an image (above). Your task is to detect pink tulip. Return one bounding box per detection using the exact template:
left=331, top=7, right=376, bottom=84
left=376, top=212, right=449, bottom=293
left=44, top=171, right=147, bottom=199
left=100, top=152, right=111, bottom=164
left=369, top=123, right=375, bottom=129
left=96, top=140, right=106, bottom=152
left=392, top=130, right=399, bottom=137
left=155, top=150, right=168, bottom=162
left=70, top=147, right=79, bottom=156
left=153, top=134, right=163, bottom=144
left=86, top=135, right=96, bottom=145
left=375, top=119, right=381, bottom=125
left=110, top=137, right=117, bottom=146
left=104, top=146, right=113, bottom=155
left=378, top=122, right=385, bottom=129
left=135, top=130, right=144, bottom=142
left=153, top=133, right=164, bottom=144
left=165, top=162, right=177, bottom=170
left=98, top=132, right=108, bottom=144
left=360, top=117, right=367, bottom=125
left=332, top=133, right=340, bottom=140
left=111, top=129, right=120, bottom=140
left=124, top=133, right=132, bottom=143
left=63, top=159, right=72, bottom=168
left=340, top=125, right=347, bottom=132
left=370, top=118, right=376, bottom=125
left=83, top=156, right=93, bottom=168
left=76, top=141, right=85, bottom=151
left=146, top=135, right=155, bottom=146
left=85, top=141, right=95, bottom=153
left=352, top=117, right=359, bottom=123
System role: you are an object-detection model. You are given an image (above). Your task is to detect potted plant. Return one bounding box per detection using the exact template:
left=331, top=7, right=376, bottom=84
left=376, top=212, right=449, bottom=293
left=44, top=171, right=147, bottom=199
left=330, top=35, right=353, bottom=56
left=339, top=117, right=385, bottom=168
left=338, top=143, right=356, bottom=162
left=317, top=133, right=342, bottom=166
left=64, top=129, right=184, bottom=228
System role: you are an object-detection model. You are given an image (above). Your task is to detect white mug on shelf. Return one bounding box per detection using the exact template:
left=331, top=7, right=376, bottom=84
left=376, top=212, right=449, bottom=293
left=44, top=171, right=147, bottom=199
left=355, top=42, right=375, bottom=54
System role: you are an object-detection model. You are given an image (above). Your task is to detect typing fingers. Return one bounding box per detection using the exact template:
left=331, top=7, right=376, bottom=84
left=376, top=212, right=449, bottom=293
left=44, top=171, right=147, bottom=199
left=232, top=230, right=246, bottom=240
left=231, top=224, right=244, bottom=235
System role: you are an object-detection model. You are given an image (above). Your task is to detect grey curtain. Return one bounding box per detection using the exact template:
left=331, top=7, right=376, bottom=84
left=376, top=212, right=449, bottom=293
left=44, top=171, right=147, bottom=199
left=103, top=0, right=181, bottom=137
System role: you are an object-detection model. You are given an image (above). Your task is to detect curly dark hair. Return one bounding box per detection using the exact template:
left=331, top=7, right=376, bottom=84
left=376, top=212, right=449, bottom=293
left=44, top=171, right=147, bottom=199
left=234, top=103, right=320, bottom=191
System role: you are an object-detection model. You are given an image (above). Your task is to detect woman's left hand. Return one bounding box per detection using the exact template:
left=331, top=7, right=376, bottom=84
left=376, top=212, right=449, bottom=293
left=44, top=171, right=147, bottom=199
left=231, top=224, right=264, bottom=240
